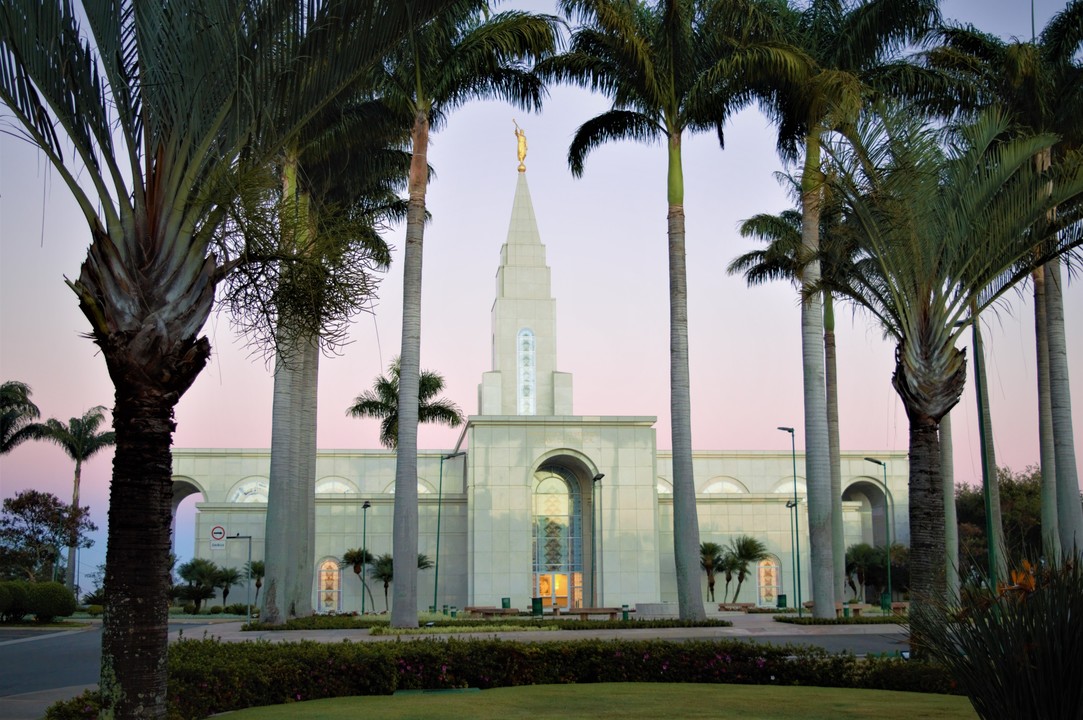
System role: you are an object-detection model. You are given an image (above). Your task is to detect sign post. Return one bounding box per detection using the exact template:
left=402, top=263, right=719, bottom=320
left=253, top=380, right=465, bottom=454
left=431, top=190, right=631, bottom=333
left=210, top=525, right=226, bottom=551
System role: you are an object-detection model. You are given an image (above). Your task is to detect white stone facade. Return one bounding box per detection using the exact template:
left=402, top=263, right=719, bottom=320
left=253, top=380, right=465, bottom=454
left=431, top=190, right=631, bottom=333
left=173, top=170, right=909, bottom=613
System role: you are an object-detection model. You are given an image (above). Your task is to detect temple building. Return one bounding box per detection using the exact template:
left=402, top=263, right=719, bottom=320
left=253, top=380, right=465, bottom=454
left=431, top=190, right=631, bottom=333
left=172, top=152, right=908, bottom=614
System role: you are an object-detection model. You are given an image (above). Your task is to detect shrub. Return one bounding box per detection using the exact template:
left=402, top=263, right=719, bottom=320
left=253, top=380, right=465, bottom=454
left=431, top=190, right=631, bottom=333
left=914, top=556, right=1083, bottom=719
left=43, top=689, right=100, bottom=720
left=86, top=604, right=103, bottom=617
left=182, top=603, right=198, bottom=615
left=0, top=580, right=32, bottom=622
left=224, top=603, right=248, bottom=615
left=160, top=636, right=956, bottom=718
left=209, top=605, right=223, bottom=614
left=30, top=582, right=77, bottom=623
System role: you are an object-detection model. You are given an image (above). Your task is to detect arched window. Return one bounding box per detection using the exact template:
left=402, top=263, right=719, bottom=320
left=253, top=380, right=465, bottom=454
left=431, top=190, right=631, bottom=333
left=517, top=328, right=536, bottom=415
left=228, top=478, right=268, bottom=503
left=318, top=559, right=340, bottom=613
left=532, top=467, right=582, bottom=609
left=757, top=557, right=781, bottom=607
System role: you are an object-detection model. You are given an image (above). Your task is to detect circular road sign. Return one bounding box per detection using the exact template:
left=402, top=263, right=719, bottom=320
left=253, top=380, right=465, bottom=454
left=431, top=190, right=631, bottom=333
left=210, top=525, right=226, bottom=541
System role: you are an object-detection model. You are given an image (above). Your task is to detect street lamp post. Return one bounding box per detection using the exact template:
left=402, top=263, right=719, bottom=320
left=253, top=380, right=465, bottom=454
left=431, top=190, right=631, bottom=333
left=864, top=458, right=894, bottom=608
left=434, top=451, right=466, bottom=614
left=228, top=534, right=253, bottom=618
left=592, top=473, right=604, bottom=607
left=778, top=427, right=802, bottom=617
left=361, top=500, right=371, bottom=614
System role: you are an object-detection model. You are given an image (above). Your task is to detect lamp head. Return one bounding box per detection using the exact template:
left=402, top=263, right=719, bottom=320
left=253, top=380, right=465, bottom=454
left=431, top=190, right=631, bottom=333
left=362, top=500, right=372, bottom=510
left=785, top=500, right=797, bottom=509
left=777, top=426, right=794, bottom=433
left=593, top=473, right=604, bottom=482
left=864, top=457, right=884, bottom=467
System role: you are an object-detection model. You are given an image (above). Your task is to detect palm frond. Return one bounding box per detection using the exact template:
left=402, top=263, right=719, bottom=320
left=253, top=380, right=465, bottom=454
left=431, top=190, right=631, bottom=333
left=567, top=110, right=663, bottom=177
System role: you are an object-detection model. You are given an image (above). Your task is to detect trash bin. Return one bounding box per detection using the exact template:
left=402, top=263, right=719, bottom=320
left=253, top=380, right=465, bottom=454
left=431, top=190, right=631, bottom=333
left=531, top=597, right=543, bottom=616
left=621, top=604, right=629, bottom=621
left=777, top=594, right=787, bottom=609
left=450, top=606, right=457, bottom=618
left=442, top=604, right=449, bottom=615
left=880, top=592, right=891, bottom=612
left=843, top=605, right=851, bottom=618
left=501, top=597, right=511, bottom=609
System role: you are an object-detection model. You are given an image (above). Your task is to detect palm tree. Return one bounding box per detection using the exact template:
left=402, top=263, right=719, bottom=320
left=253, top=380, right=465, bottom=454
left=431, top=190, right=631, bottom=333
left=730, top=193, right=856, bottom=604
left=539, top=0, right=803, bottom=621
left=245, top=561, right=265, bottom=606
left=699, top=542, right=725, bottom=602
left=28, top=406, right=116, bottom=590
left=729, top=535, right=769, bottom=603
left=215, top=567, right=243, bottom=608
left=922, top=0, right=1083, bottom=557
left=373, top=3, right=558, bottom=628
left=177, top=558, right=220, bottom=613
left=340, top=547, right=376, bottom=611
left=823, top=106, right=1083, bottom=642
left=348, top=358, right=464, bottom=450
left=719, top=551, right=741, bottom=604
left=845, top=542, right=880, bottom=601
left=756, top=0, right=941, bottom=618
left=256, top=99, right=400, bottom=627
left=0, top=381, right=41, bottom=454
left=0, top=2, right=461, bottom=713
left=369, top=553, right=434, bottom=612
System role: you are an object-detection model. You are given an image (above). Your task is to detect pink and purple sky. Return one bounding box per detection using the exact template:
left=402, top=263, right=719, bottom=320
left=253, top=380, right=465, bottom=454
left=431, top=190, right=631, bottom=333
left=1, top=0, right=1079, bottom=591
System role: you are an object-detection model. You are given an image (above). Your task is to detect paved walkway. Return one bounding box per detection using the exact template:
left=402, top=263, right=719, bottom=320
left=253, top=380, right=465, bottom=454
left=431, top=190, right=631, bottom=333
left=1, top=613, right=908, bottom=720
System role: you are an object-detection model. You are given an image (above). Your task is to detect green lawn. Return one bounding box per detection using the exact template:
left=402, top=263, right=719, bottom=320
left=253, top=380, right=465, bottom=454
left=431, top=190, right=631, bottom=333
left=220, top=683, right=976, bottom=719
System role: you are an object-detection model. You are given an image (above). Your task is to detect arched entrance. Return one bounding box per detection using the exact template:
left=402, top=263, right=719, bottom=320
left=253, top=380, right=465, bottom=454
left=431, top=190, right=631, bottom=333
left=842, top=480, right=891, bottom=548
left=532, top=459, right=597, bottom=611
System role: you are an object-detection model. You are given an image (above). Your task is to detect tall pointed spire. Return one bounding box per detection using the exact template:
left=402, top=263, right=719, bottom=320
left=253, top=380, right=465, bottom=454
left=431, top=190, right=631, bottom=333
left=478, top=168, right=572, bottom=416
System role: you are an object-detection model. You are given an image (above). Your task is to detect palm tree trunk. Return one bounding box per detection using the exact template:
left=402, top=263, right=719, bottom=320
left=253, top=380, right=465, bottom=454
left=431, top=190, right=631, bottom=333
left=392, top=109, right=429, bottom=628
left=971, top=314, right=1008, bottom=580
left=800, top=134, right=835, bottom=618
left=65, top=460, right=83, bottom=590
left=101, top=371, right=206, bottom=719
left=1046, top=257, right=1083, bottom=552
left=904, top=409, right=946, bottom=655
left=939, top=412, right=959, bottom=602
left=824, top=292, right=845, bottom=602
left=667, top=132, right=705, bottom=621
left=1034, top=267, right=1060, bottom=557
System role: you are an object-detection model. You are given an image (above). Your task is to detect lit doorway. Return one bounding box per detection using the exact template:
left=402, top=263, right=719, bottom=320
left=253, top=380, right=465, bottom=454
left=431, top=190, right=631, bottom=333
left=532, top=466, right=584, bottom=610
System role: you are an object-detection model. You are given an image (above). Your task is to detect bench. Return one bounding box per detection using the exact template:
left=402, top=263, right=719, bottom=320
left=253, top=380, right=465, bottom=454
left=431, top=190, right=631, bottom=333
left=567, top=607, right=629, bottom=621
left=718, top=603, right=755, bottom=612
left=890, top=601, right=910, bottom=615
left=463, top=606, right=519, bottom=618
left=802, top=601, right=870, bottom=617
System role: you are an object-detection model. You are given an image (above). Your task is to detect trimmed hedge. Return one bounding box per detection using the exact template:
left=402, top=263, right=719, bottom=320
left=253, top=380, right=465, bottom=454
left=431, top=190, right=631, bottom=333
left=46, top=637, right=959, bottom=720
left=247, top=615, right=733, bottom=632
left=169, top=638, right=958, bottom=718
left=773, top=615, right=906, bottom=626
left=0, top=580, right=32, bottom=622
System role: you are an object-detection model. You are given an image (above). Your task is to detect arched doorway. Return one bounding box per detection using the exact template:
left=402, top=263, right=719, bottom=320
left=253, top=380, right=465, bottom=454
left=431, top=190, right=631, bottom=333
left=532, top=465, right=586, bottom=611
left=842, top=480, right=891, bottom=548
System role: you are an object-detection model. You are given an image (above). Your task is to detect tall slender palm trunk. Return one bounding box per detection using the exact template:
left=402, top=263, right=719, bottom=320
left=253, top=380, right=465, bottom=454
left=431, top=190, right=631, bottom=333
left=800, top=136, right=834, bottom=617
left=904, top=410, right=946, bottom=654
left=971, top=315, right=1007, bottom=580
left=824, top=293, right=845, bottom=602
left=1034, top=266, right=1060, bottom=557
left=667, top=133, right=705, bottom=621
left=392, top=109, right=429, bottom=628
left=65, top=460, right=83, bottom=590
left=939, top=412, right=959, bottom=602
left=1046, top=257, right=1083, bottom=552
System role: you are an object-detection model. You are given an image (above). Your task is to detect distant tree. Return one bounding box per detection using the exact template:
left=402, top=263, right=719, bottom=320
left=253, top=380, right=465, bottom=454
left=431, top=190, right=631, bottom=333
left=0, top=381, right=41, bottom=454
left=845, top=543, right=881, bottom=602
left=177, top=558, right=220, bottom=613
left=340, top=548, right=376, bottom=610
left=245, top=561, right=265, bottom=605
left=215, top=566, right=243, bottom=608
left=719, top=552, right=741, bottom=605
left=729, top=535, right=770, bottom=603
left=699, top=542, right=725, bottom=603
left=347, top=358, right=464, bottom=450
left=369, top=553, right=433, bottom=612
left=27, top=406, right=115, bottom=589
left=956, top=465, right=1052, bottom=576
left=0, top=490, right=96, bottom=582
